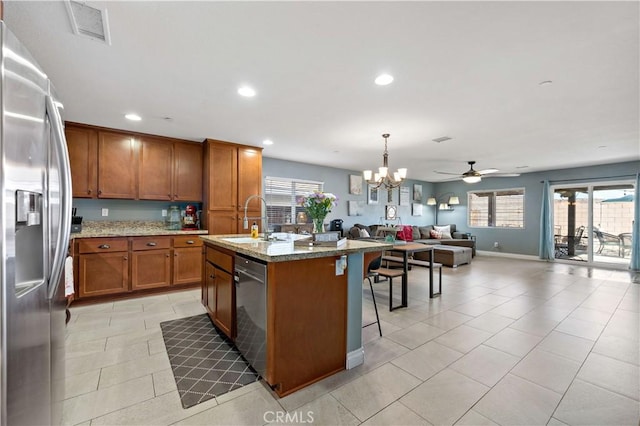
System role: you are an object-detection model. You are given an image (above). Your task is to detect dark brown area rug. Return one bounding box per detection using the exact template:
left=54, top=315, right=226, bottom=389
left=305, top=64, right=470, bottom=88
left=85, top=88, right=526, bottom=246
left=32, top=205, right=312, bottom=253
left=160, top=314, right=259, bottom=408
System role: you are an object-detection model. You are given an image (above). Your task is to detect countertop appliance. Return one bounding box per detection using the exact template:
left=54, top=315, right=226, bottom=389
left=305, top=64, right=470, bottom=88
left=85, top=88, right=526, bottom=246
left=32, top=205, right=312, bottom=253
left=234, top=254, right=267, bottom=378
left=0, top=22, right=71, bottom=425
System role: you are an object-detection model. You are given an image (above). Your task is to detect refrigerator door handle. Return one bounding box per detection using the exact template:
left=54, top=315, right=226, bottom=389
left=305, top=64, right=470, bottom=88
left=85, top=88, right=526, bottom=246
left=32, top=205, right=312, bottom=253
left=46, top=94, right=72, bottom=300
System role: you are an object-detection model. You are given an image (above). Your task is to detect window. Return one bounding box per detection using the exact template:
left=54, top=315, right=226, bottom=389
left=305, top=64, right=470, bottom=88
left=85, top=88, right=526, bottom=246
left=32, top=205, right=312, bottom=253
left=468, top=188, right=524, bottom=228
left=264, top=177, right=323, bottom=224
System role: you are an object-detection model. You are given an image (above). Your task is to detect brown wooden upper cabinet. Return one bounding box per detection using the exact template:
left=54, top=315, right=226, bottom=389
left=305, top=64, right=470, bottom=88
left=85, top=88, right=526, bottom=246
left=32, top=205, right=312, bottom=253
left=98, top=131, right=138, bottom=199
left=65, top=123, right=203, bottom=201
left=66, top=125, right=98, bottom=198
left=204, top=139, right=263, bottom=235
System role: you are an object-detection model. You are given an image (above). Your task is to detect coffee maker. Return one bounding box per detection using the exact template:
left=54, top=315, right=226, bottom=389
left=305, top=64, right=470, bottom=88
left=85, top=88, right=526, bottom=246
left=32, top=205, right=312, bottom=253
left=182, top=204, right=198, bottom=230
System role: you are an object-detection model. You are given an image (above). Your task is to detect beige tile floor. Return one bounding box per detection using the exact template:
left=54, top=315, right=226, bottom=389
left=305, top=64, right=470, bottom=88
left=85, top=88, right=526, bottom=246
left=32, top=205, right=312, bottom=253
left=64, top=257, right=640, bottom=425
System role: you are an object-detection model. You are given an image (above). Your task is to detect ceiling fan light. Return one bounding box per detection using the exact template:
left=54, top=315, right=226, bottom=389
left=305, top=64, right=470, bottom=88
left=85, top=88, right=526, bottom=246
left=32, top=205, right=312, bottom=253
left=363, top=170, right=372, bottom=181
left=427, top=197, right=437, bottom=206
left=463, top=176, right=481, bottom=184
left=448, top=196, right=460, bottom=205
left=398, top=168, right=407, bottom=179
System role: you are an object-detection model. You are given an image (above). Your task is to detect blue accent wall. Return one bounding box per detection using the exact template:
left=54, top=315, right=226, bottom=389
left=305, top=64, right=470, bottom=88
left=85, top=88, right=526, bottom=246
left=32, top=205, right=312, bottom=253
left=433, top=160, right=640, bottom=255
left=262, top=157, right=437, bottom=230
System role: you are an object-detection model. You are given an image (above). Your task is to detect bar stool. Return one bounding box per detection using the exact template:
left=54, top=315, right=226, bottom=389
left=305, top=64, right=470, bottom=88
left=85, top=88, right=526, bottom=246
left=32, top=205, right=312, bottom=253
left=363, top=257, right=383, bottom=336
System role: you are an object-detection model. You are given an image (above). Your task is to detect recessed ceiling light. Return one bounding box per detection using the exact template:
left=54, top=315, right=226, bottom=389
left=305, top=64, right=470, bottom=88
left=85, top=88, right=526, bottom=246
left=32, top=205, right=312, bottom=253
left=262, top=139, right=273, bottom=146
left=238, top=86, right=256, bottom=97
left=539, top=80, right=553, bottom=86
left=375, top=74, right=394, bottom=86
left=125, top=113, right=141, bottom=121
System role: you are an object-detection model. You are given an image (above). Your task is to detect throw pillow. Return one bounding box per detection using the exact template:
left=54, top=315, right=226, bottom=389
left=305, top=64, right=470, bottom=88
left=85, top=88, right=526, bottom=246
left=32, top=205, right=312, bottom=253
left=430, top=229, right=442, bottom=239
left=434, top=225, right=452, bottom=239
left=359, top=228, right=370, bottom=238
left=411, top=226, right=421, bottom=240
left=419, top=226, right=432, bottom=239
left=401, top=225, right=414, bottom=242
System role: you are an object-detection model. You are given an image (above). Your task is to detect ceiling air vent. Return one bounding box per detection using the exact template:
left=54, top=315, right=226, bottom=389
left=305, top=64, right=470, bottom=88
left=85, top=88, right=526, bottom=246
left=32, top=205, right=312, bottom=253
left=65, top=1, right=111, bottom=45
left=432, top=136, right=452, bottom=143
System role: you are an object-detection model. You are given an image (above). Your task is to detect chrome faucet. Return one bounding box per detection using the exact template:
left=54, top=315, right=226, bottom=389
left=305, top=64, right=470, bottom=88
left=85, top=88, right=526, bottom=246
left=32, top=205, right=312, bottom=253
left=243, top=194, right=270, bottom=241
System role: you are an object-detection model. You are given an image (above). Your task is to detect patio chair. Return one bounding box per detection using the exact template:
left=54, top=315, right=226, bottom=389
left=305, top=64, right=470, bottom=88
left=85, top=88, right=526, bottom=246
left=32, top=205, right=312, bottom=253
left=555, top=226, right=585, bottom=257
left=593, top=229, right=624, bottom=257
left=618, top=232, right=632, bottom=258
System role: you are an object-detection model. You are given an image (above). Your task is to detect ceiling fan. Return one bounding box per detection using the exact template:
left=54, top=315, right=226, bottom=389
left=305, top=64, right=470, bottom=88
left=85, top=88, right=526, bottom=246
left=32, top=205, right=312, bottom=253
left=434, top=161, right=520, bottom=183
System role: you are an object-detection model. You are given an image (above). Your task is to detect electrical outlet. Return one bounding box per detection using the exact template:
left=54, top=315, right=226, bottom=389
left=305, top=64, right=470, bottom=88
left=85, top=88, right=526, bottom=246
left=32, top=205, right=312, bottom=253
left=162, top=209, right=167, bottom=217
left=494, top=241, right=499, bottom=248
left=101, top=208, right=109, bottom=217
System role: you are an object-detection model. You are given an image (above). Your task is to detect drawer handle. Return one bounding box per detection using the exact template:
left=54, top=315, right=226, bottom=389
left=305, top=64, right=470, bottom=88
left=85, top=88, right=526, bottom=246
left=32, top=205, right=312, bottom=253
left=98, top=244, right=110, bottom=249
left=209, top=274, right=215, bottom=279
left=146, top=242, right=157, bottom=247
left=186, top=240, right=195, bottom=244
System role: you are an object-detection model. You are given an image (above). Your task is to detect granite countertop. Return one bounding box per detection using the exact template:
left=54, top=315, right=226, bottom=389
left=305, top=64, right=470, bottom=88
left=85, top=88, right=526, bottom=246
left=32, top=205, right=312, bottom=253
left=70, top=220, right=209, bottom=239
left=200, top=233, right=392, bottom=262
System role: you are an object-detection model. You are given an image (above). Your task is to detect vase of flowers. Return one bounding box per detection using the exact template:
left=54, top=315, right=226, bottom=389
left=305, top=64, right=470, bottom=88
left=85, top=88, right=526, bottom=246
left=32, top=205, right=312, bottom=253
left=296, top=191, right=338, bottom=233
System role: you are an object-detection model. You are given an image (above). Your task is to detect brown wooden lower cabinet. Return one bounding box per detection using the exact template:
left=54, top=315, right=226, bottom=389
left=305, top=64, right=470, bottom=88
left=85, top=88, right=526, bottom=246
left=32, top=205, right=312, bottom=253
left=74, top=234, right=204, bottom=302
left=204, top=246, right=235, bottom=339
left=78, top=251, right=129, bottom=298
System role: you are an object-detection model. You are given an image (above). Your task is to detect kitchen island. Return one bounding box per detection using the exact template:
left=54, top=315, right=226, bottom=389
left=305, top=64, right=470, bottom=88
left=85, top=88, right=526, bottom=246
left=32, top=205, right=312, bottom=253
left=200, top=234, right=391, bottom=397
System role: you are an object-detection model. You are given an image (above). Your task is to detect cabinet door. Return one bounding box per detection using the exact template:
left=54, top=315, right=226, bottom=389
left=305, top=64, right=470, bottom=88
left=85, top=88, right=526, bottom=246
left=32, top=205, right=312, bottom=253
left=174, top=142, right=203, bottom=202
left=214, top=266, right=234, bottom=339
left=173, top=247, right=203, bottom=285
left=138, top=137, right=173, bottom=200
left=66, top=125, right=98, bottom=198
left=207, top=211, right=238, bottom=235
left=207, top=142, right=237, bottom=210
left=237, top=146, right=263, bottom=210
left=78, top=252, right=129, bottom=297
left=131, top=249, right=171, bottom=290
left=205, top=262, right=216, bottom=315
left=98, top=131, right=138, bottom=199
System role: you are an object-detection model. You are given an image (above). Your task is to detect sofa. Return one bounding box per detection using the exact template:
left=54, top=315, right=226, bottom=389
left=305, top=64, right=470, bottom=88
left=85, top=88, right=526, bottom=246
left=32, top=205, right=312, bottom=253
left=348, top=223, right=475, bottom=257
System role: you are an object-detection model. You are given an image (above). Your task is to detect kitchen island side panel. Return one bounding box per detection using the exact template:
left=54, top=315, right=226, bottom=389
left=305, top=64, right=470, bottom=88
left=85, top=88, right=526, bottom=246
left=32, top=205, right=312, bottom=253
left=266, top=256, right=347, bottom=396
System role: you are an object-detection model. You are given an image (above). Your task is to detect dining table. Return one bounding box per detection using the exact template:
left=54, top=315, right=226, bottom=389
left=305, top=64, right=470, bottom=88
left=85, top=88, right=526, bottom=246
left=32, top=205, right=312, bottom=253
left=389, top=242, right=436, bottom=307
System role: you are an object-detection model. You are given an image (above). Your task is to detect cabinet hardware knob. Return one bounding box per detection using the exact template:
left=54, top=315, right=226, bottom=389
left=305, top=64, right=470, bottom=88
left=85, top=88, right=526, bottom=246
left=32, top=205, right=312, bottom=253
left=168, top=194, right=171, bottom=198
left=146, top=242, right=157, bottom=247
left=98, top=190, right=102, bottom=195
left=210, top=274, right=215, bottom=279
left=88, top=189, right=92, bottom=194
left=186, top=240, right=194, bottom=244
left=166, top=254, right=170, bottom=257
left=98, top=244, right=110, bottom=249
left=123, top=256, right=128, bottom=260
left=174, top=254, right=178, bottom=257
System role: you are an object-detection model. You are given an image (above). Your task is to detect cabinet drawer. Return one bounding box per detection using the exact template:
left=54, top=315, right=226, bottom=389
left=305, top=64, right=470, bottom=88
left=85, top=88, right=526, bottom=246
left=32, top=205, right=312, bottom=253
left=132, top=236, right=171, bottom=251
left=206, top=247, right=233, bottom=272
left=173, top=235, right=204, bottom=248
left=78, top=238, right=128, bottom=254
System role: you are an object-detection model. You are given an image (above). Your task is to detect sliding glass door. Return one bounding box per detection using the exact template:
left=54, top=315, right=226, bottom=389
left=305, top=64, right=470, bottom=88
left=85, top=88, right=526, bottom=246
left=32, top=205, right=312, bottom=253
left=552, top=181, right=634, bottom=268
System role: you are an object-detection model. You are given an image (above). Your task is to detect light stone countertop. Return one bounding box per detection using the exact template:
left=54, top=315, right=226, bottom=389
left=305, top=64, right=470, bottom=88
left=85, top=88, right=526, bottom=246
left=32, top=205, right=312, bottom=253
left=70, top=220, right=208, bottom=239
left=200, top=234, right=392, bottom=263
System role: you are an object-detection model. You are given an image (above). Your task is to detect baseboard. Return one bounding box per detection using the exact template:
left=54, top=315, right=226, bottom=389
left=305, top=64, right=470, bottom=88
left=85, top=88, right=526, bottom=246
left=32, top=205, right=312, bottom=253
left=476, top=250, right=544, bottom=262
left=346, top=347, right=364, bottom=369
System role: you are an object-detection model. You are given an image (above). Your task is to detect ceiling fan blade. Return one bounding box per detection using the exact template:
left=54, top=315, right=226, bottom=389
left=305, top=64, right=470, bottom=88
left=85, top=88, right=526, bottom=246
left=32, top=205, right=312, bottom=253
left=487, top=173, right=521, bottom=177
left=434, top=170, right=462, bottom=176
left=478, top=168, right=499, bottom=175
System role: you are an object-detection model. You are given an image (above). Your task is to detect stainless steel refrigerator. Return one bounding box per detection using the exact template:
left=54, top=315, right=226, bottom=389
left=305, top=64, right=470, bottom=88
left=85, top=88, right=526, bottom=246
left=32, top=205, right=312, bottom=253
left=0, top=21, right=72, bottom=425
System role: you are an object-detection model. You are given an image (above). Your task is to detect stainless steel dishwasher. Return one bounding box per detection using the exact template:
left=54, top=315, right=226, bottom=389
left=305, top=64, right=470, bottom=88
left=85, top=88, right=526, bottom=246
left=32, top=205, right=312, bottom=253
left=234, top=254, right=267, bottom=378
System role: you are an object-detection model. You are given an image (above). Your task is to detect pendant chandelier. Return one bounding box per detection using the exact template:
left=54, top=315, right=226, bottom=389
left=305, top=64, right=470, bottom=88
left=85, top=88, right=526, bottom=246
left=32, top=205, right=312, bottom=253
left=363, top=133, right=407, bottom=190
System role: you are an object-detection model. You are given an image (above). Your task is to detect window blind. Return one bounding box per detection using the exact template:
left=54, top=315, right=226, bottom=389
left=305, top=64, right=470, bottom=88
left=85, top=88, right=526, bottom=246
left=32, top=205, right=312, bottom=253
left=264, top=177, right=323, bottom=224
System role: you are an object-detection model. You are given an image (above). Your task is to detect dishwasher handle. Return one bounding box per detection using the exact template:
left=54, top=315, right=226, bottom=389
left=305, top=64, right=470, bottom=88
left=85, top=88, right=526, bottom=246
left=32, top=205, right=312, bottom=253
left=235, top=267, right=266, bottom=284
